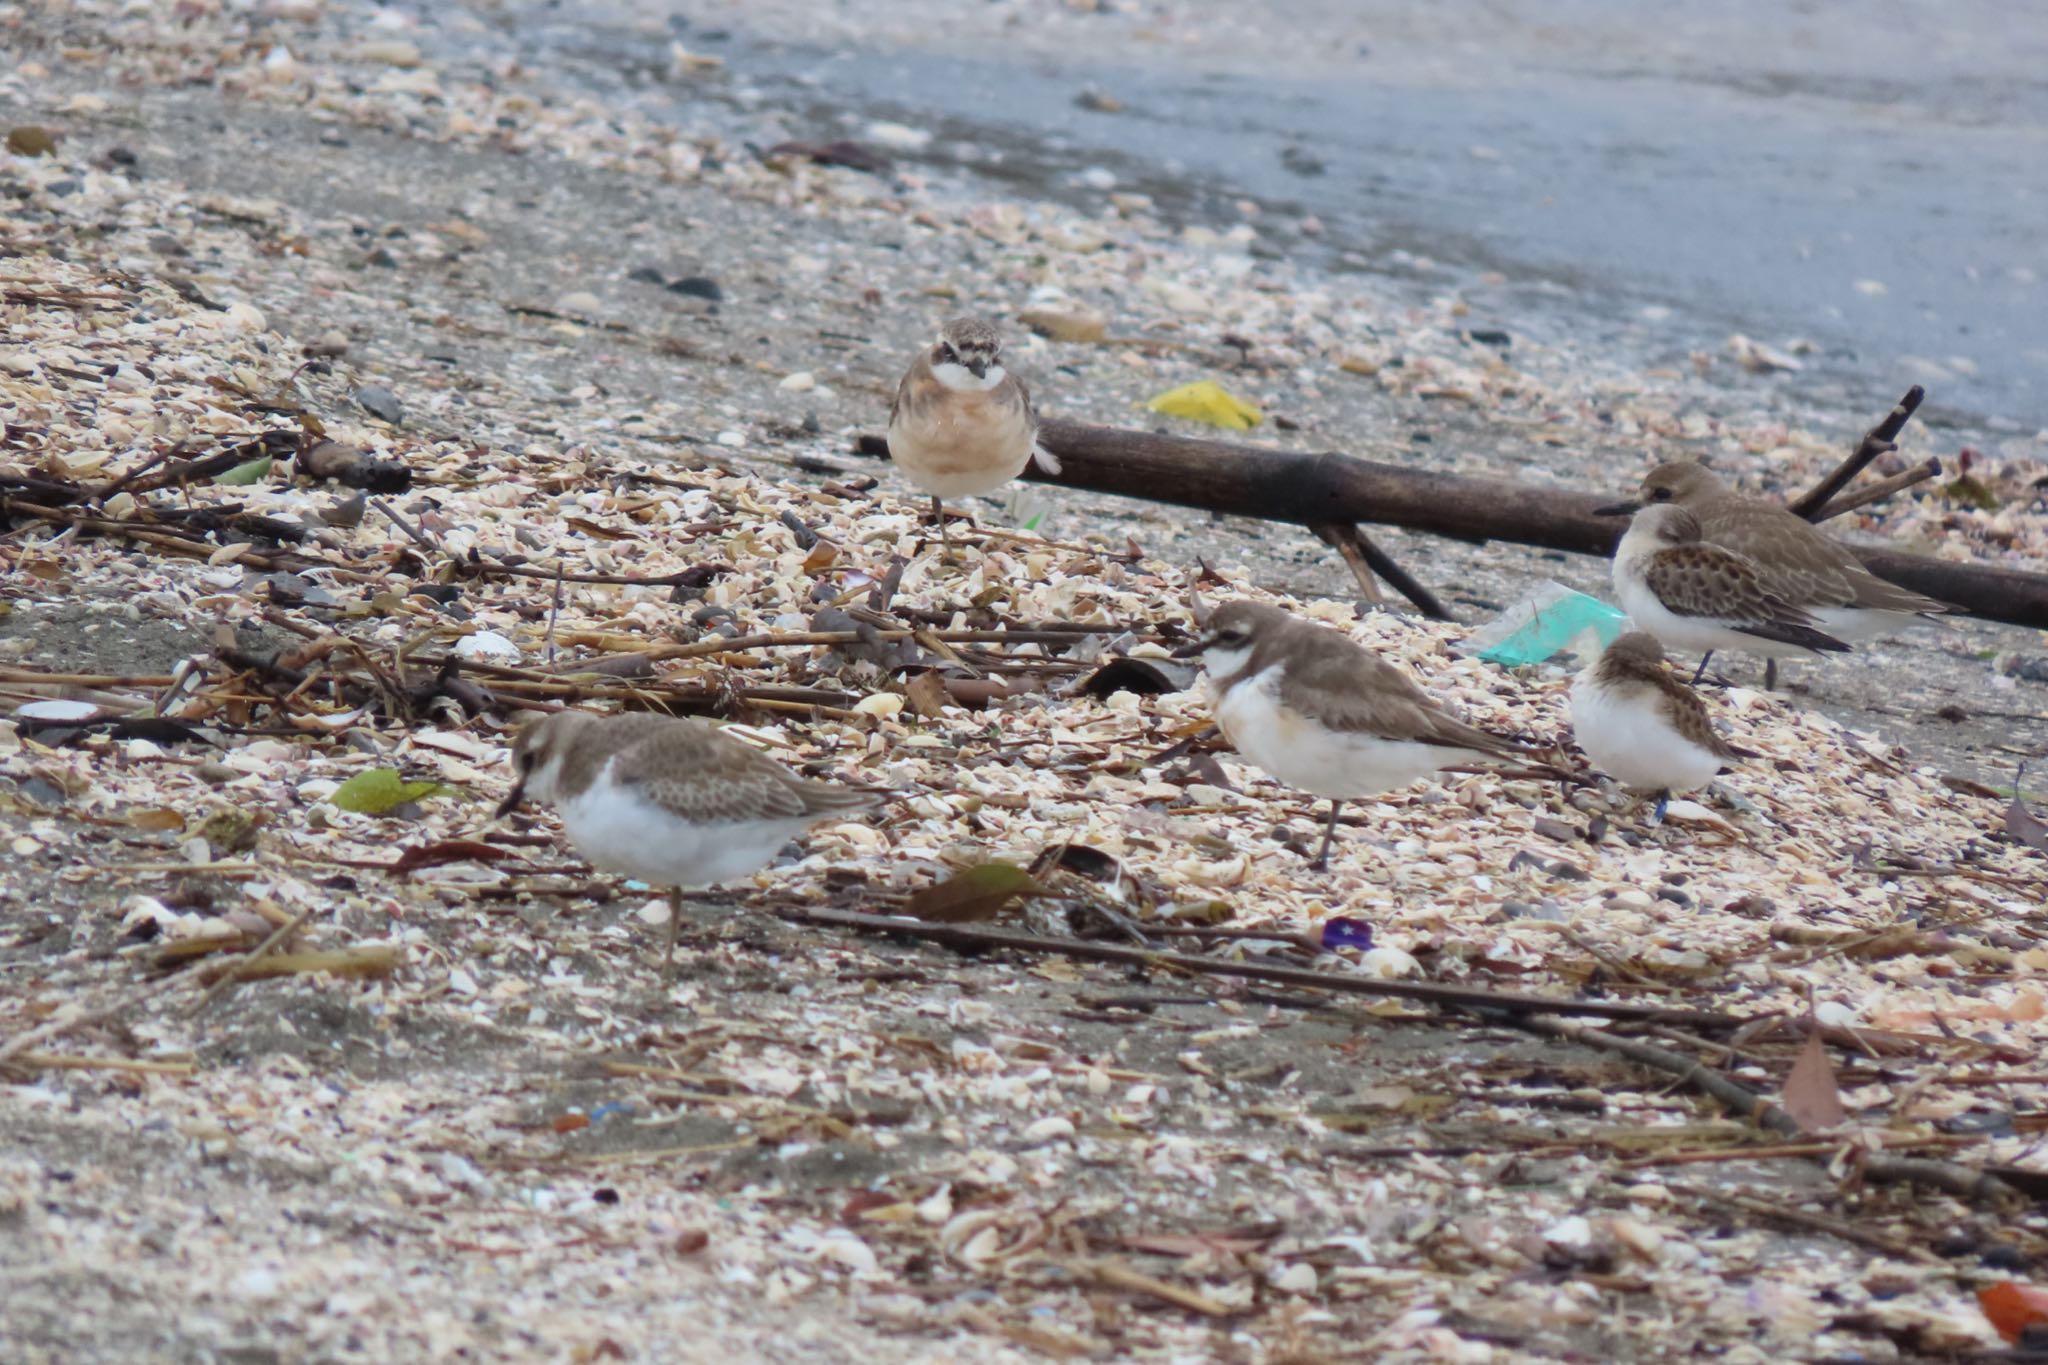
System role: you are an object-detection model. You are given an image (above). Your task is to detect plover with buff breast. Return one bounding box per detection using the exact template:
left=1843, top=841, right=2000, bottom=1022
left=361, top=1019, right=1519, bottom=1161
left=886, top=316, right=1060, bottom=548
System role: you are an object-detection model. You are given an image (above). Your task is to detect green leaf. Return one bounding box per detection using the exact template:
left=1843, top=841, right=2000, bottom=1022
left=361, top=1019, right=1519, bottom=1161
left=330, top=768, right=448, bottom=816
left=905, top=860, right=1045, bottom=924
left=214, top=455, right=273, bottom=486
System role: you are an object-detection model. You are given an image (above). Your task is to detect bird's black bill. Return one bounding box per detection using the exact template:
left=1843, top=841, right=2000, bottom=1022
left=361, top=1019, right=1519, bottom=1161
left=1168, top=637, right=1211, bottom=659
left=966, top=360, right=987, bottom=379
left=492, top=783, right=526, bottom=820
left=1592, top=501, right=1640, bottom=517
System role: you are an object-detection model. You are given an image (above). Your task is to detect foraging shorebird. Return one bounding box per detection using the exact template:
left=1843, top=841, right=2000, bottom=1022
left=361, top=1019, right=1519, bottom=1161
left=886, top=316, right=1060, bottom=547
left=1603, top=503, right=1851, bottom=682
left=1599, top=460, right=1947, bottom=682
left=1570, top=631, right=1753, bottom=820
left=1172, top=600, right=1535, bottom=869
left=495, top=711, right=880, bottom=971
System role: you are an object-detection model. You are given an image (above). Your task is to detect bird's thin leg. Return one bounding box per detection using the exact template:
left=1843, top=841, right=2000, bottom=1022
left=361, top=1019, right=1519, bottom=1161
left=1651, top=791, right=1670, bottom=825
left=1763, top=657, right=1779, bottom=692
left=663, top=886, right=682, bottom=977
left=1309, top=800, right=1343, bottom=871
left=931, top=495, right=949, bottom=552
left=1689, top=651, right=1715, bottom=686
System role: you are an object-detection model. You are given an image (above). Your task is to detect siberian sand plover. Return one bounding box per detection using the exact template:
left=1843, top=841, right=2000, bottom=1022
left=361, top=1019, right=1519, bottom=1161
left=1571, top=631, right=1753, bottom=820
left=1604, top=503, right=1851, bottom=681
left=1600, top=461, right=1946, bottom=683
left=886, top=315, right=1059, bottom=548
left=495, top=711, right=881, bottom=970
left=1172, top=600, right=1535, bottom=868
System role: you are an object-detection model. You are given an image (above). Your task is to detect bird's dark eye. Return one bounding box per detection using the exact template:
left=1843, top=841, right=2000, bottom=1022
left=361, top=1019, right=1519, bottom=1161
left=1651, top=487, right=1673, bottom=502
left=938, top=344, right=958, bottom=364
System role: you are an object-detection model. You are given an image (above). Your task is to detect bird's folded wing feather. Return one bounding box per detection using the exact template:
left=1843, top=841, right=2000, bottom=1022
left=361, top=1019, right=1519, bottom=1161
left=1274, top=628, right=1522, bottom=757
left=1644, top=545, right=1850, bottom=651
left=1650, top=671, right=1748, bottom=761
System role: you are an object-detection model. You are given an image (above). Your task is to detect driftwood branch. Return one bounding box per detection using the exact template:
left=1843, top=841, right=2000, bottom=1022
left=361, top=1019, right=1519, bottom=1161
left=1309, top=522, right=1454, bottom=620
left=787, top=907, right=1741, bottom=1028
left=962, top=417, right=2048, bottom=629
left=1789, top=385, right=1925, bottom=519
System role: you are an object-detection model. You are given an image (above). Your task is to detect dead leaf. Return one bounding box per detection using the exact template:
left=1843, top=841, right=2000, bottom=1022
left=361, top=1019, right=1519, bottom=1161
left=1782, top=1031, right=1846, bottom=1133
left=125, top=806, right=187, bottom=832
left=902, top=670, right=951, bottom=719
left=2005, top=793, right=2048, bottom=854
left=904, top=861, right=1044, bottom=924
left=1978, top=1282, right=2048, bottom=1344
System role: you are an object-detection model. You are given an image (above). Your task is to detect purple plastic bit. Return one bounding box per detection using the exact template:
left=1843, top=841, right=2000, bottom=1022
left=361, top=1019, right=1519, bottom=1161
left=1319, top=917, right=1374, bottom=952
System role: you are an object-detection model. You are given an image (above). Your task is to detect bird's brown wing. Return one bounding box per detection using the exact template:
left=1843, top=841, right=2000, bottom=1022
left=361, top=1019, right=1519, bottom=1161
left=614, top=721, right=878, bottom=825
left=1698, top=503, right=1947, bottom=615
left=1273, top=624, right=1524, bottom=759
left=1644, top=545, right=1851, bottom=652
left=1646, top=669, right=1749, bottom=762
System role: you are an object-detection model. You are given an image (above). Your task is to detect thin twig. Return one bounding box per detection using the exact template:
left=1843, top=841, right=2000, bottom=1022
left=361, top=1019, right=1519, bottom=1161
left=785, top=908, right=1741, bottom=1027
left=189, top=903, right=320, bottom=1013
left=1309, top=521, right=1385, bottom=603
left=0, top=973, right=193, bottom=1069
left=1787, top=385, right=1926, bottom=518
left=1671, top=1182, right=1944, bottom=1266
left=1813, top=456, right=1942, bottom=522
left=1498, top=1011, right=2018, bottom=1202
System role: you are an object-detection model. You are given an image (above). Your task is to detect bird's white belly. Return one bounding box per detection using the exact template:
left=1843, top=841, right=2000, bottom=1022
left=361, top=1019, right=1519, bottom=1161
left=1569, top=678, right=1721, bottom=794
left=557, top=778, right=811, bottom=888
left=1213, top=669, right=1471, bottom=799
left=1614, top=569, right=1812, bottom=660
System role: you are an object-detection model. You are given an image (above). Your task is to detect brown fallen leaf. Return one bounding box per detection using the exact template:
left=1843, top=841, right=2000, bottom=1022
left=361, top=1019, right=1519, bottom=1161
left=905, top=861, right=1045, bottom=924
left=1782, top=1031, right=1847, bottom=1133
left=2005, top=790, right=2048, bottom=854
left=901, top=669, right=951, bottom=719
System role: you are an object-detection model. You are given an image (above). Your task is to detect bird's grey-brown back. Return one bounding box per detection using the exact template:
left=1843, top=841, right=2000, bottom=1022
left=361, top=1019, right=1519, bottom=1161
left=505, top=710, right=879, bottom=824
left=1636, top=460, right=1947, bottom=618
left=1589, top=631, right=1744, bottom=759
left=1199, top=600, right=1523, bottom=757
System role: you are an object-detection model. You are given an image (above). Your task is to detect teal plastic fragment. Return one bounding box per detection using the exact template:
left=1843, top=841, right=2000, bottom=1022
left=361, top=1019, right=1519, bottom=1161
left=1473, top=588, right=1629, bottom=667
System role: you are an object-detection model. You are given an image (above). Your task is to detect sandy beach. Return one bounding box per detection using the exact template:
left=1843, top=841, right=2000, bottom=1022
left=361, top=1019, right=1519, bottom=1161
left=4, top=1, right=2047, bottom=1360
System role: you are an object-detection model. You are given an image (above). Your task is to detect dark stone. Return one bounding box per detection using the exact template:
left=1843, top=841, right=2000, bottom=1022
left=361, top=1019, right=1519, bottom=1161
left=667, top=275, right=724, bottom=301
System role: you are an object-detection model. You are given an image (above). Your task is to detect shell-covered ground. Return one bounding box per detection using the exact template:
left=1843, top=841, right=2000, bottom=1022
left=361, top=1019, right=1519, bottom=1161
left=4, top=2, right=2048, bottom=1362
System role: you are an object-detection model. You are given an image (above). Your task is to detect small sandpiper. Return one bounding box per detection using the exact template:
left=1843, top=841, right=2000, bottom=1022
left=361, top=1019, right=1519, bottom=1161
left=1603, top=502, right=1851, bottom=682
left=1172, top=600, right=1537, bottom=868
left=496, top=711, right=881, bottom=970
left=886, top=315, right=1060, bottom=548
left=1570, top=631, right=1754, bottom=820
left=1600, top=460, right=1946, bottom=683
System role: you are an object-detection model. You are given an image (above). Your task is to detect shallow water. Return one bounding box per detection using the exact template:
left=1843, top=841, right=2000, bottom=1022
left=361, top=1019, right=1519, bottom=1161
left=478, top=0, right=2048, bottom=435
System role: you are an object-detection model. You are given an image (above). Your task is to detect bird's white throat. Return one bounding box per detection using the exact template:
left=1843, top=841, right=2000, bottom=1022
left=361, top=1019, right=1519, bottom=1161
left=1197, top=642, right=1255, bottom=686
left=929, top=360, right=1006, bottom=393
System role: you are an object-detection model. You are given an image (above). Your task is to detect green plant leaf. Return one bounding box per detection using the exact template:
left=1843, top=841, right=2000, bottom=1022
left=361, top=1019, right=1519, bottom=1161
left=214, top=455, right=273, bottom=486
left=330, top=768, right=448, bottom=816
left=905, top=860, right=1045, bottom=924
